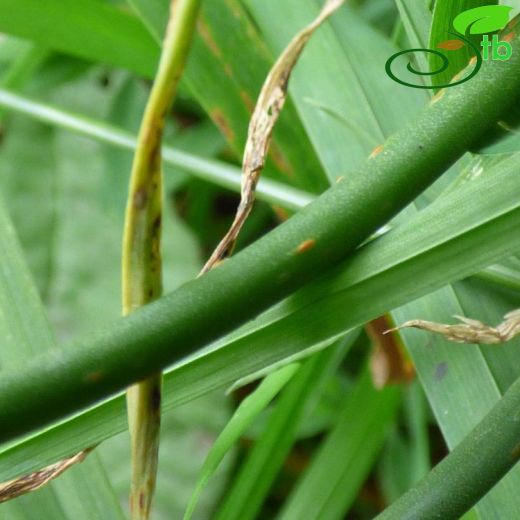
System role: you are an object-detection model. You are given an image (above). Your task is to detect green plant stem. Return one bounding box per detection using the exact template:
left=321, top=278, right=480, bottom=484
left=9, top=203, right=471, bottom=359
left=121, top=0, right=201, bottom=518
left=0, top=89, right=314, bottom=211
left=376, top=372, right=520, bottom=519
left=0, top=24, right=520, bottom=443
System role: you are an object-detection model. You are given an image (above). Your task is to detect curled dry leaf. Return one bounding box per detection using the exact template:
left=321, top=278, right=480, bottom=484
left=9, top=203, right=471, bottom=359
left=0, top=447, right=94, bottom=502
left=387, top=309, right=520, bottom=345
left=200, top=0, right=345, bottom=274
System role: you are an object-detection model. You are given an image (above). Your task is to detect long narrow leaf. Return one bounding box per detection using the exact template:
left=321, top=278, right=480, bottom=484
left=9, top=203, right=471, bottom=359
left=183, top=364, right=300, bottom=520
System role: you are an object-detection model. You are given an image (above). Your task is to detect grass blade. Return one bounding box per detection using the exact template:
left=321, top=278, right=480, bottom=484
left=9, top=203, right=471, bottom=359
left=0, top=191, right=124, bottom=514
left=121, top=1, right=202, bottom=517
left=279, top=366, right=401, bottom=520
left=215, top=336, right=356, bottom=520
left=183, top=364, right=300, bottom=520
left=0, top=0, right=158, bottom=77
left=0, top=89, right=315, bottom=211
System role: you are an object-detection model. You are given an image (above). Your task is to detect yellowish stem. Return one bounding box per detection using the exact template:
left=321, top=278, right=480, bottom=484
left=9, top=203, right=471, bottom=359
left=122, top=0, right=202, bottom=518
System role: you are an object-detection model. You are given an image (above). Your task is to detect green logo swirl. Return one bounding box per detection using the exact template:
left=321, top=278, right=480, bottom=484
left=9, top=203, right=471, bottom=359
left=385, top=34, right=482, bottom=90
left=385, top=6, right=512, bottom=89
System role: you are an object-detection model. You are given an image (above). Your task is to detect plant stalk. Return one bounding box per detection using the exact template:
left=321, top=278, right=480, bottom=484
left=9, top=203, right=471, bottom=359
left=376, top=372, right=520, bottom=519
left=122, top=0, right=201, bottom=518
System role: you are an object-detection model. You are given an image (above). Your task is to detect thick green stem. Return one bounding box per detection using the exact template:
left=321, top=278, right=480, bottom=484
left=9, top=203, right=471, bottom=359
left=122, top=0, right=201, bottom=518
left=1, top=23, right=520, bottom=444
left=376, top=373, right=520, bottom=519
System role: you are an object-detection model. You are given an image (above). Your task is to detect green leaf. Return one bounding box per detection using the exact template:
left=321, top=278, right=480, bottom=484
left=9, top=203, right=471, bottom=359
left=99, top=391, right=235, bottom=520
left=0, top=0, right=158, bottom=77
left=394, top=0, right=432, bottom=78
left=246, top=0, right=427, bottom=179
left=378, top=383, right=430, bottom=503
left=279, top=366, right=401, bottom=520
left=215, top=336, right=356, bottom=520
left=0, top=184, right=124, bottom=516
left=183, top=363, right=300, bottom=520
left=0, top=88, right=315, bottom=211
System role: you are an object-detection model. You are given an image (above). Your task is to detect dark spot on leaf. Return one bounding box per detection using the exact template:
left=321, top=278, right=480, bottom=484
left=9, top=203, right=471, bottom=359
left=511, top=442, right=520, bottom=461
left=435, top=362, right=448, bottom=381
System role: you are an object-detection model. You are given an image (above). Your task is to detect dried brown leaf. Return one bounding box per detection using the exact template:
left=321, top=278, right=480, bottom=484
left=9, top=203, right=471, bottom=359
left=387, top=309, right=520, bottom=345
left=200, top=0, right=345, bottom=274
left=0, top=447, right=94, bottom=503
left=367, top=316, right=415, bottom=389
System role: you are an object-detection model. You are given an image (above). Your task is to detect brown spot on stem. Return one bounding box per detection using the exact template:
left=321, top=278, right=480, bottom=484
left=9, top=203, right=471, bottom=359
left=133, top=188, right=148, bottom=209
left=507, top=18, right=519, bottom=30
left=504, top=32, right=515, bottom=43
left=272, top=205, right=289, bottom=222
left=336, top=175, right=345, bottom=183
left=139, top=491, right=145, bottom=511
left=370, top=145, right=384, bottom=159
left=224, top=0, right=242, bottom=19
left=223, top=62, right=234, bottom=79
left=151, top=385, right=161, bottom=412
left=84, top=371, right=104, bottom=383
left=294, top=239, right=316, bottom=254
left=469, top=56, right=478, bottom=66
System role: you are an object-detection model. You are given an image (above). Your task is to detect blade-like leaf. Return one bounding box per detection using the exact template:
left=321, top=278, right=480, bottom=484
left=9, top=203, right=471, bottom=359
left=0, top=0, right=158, bottom=77
left=215, top=336, right=356, bottom=520
left=0, top=190, right=124, bottom=515
left=183, top=363, right=300, bottom=520
left=279, top=366, right=401, bottom=520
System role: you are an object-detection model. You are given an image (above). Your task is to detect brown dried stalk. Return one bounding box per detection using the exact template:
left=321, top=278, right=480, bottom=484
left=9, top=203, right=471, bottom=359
left=388, top=309, right=520, bottom=344
left=200, top=0, right=345, bottom=274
